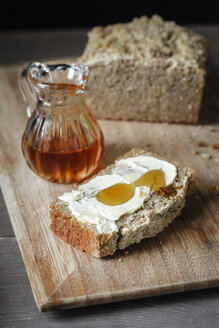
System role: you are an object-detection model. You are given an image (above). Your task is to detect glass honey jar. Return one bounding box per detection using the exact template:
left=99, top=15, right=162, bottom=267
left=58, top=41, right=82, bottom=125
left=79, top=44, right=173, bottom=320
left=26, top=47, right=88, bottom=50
left=18, top=62, right=104, bottom=183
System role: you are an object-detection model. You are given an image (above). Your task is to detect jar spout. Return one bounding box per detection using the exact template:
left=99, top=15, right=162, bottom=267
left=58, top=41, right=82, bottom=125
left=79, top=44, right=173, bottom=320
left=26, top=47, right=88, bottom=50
left=27, top=62, right=89, bottom=92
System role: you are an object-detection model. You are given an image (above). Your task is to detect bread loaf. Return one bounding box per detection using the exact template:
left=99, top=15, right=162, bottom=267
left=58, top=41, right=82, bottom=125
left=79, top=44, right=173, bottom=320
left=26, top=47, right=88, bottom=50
left=79, top=15, right=208, bottom=124
left=50, top=149, right=193, bottom=257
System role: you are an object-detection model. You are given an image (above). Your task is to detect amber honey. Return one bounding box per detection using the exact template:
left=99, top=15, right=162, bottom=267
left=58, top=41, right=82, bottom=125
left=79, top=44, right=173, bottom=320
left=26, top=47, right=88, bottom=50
left=97, top=169, right=165, bottom=205
left=22, top=131, right=104, bottom=183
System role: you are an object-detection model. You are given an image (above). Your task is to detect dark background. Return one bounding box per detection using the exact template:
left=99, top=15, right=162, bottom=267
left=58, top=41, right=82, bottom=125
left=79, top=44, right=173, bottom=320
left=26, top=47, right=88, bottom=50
left=1, top=0, right=219, bottom=30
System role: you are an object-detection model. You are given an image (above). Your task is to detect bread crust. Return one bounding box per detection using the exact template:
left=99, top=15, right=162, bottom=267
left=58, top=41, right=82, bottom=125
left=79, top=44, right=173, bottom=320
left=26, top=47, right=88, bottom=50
left=50, top=149, right=194, bottom=257
left=50, top=203, right=117, bottom=257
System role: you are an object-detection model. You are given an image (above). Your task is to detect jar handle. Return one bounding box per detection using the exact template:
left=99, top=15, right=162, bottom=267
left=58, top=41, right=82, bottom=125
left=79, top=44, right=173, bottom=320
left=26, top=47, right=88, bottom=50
left=18, top=63, right=36, bottom=117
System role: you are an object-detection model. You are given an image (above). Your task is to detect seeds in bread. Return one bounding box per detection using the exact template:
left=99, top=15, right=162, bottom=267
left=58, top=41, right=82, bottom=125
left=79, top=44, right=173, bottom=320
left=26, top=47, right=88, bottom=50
left=50, top=149, right=194, bottom=257
left=78, top=15, right=208, bottom=124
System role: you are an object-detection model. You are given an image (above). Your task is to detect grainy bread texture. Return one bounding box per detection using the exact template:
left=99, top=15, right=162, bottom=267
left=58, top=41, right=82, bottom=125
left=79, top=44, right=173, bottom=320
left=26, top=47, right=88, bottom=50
left=50, top=149, right=194, bottom=257
left=78, top=15, right=208, bottom=124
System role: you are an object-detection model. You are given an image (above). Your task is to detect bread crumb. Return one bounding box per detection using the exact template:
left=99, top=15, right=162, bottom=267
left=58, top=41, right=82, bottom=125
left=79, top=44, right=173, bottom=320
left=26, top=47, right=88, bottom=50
left=209, top=184, right=219, bottom=196
left=212, top=144, right=219, bottom=150
left=200, top=153, right=212, bottom=160
left=156, top=185, right=177, bottom=198
left=206, top=125, right=215, bottom=132
left=198, top=141, right=208, bottom=147
left=118, top=258, right=122, bottom=262
left=191, top=150, right=198, bottom=155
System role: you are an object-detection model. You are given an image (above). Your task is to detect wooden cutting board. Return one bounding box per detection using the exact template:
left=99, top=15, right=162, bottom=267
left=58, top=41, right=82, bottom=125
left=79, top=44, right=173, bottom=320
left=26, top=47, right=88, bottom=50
left=0, top=63, right=219, bottom=312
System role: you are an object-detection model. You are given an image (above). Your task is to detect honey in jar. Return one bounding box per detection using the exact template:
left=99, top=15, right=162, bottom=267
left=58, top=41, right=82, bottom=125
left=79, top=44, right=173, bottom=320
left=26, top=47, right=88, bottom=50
left=19, top=62, right=104, bottom=183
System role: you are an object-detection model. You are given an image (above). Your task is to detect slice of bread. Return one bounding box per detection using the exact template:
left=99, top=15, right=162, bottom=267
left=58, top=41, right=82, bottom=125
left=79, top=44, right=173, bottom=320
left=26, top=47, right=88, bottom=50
left=78, top=15, right=208, bottom=124
left=50, top=149, right=193, bottom=257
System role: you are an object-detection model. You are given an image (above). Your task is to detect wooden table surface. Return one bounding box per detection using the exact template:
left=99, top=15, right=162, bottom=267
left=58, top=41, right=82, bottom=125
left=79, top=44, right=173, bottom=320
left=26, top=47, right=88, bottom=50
left=0, top=26, right=219, bottom=328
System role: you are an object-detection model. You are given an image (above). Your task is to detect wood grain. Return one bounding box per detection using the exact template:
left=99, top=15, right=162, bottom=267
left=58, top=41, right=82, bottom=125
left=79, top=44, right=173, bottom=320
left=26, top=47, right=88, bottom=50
left=1, top=238, right=218, bottom=328
left=0, top=63, right=219, bottom=312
